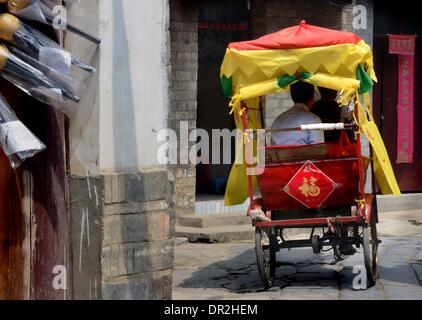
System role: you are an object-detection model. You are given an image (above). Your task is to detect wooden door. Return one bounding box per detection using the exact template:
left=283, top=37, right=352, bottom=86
left=26, top=99, right=72, bottom=300
left=0, top=9, right=72, bottom=298
left=0, top=77, right=72, bottom=302
left=0, top=86, right=27, bottom=300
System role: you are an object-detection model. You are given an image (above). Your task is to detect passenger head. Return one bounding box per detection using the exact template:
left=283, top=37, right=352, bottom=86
left=290, top=81, right=315, bottom=109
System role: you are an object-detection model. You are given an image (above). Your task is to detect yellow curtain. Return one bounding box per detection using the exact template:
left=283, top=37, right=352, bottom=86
left=224, top=97, right=262, bottom=206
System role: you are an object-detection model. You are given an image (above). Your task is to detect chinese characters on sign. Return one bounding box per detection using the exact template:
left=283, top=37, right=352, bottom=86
left=283, top=161, right=338, bottom=209
left=389, top=35, right=415, bottom=164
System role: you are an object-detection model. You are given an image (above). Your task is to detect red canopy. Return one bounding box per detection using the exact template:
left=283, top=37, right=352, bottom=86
left=228, top=20, right=362, bottom=51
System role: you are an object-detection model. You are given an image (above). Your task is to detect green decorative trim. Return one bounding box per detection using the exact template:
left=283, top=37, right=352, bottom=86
left=357, top=64, right=373, bottom=94
left=221, top=75, right=233, bottom=98
left=277, top=72, right=312, bottom=89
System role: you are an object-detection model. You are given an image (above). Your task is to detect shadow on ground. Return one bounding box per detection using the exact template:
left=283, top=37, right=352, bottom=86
left=177, top=238, right=422, bottom=295
left=178, top=247, right=365, bottom=293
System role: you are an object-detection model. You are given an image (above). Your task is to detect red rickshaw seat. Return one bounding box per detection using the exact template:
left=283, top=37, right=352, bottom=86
left=257, top=140, right=360, bottom=211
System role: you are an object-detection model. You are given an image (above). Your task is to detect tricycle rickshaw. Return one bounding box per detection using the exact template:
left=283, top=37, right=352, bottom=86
left=220, top=21, right=401, bottom=289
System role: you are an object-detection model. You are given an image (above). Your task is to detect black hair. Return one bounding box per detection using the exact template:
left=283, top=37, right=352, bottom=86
left=318, top=87, right=338, bottom=101
left=290, top=81, right=315, bottom=104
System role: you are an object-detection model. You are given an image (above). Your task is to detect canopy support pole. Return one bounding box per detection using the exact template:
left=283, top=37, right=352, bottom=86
left=240, top=110, right=255, bottom=208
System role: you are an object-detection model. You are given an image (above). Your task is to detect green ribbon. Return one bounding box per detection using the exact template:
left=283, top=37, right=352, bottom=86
left=221, top=75, right=233, bottom=98
left=356, top=64, right=374, bottom=94
left=277, top=72, right=312, bottom=89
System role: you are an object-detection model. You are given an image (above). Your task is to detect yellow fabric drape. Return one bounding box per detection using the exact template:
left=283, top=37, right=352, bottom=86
left=221, top=40, right=377, bottom=88
left=357, top=94, right=401, bottom=195
left=228, top=73, right=360, bottom=115
left=224, top=97, right=262, bottom=206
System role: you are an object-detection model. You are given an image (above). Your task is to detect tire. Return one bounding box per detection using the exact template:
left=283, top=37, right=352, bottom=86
left=255, top=227, right=277, bottom=289
left=362, top=212, right=379, bottom=287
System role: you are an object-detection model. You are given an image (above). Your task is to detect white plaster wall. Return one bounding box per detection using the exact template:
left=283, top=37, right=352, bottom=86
left=67, top=0, right=170, bottom=175
left=98, top=0, right=170, bottom=173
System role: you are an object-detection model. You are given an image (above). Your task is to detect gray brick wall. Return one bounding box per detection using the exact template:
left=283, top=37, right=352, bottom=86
left=101, top=170, right=173, bottom=300
left=251, top=0, right=346, bottom=128
left=348, top=0, right=375, bottom=191
left=169, top=0, right=198, bottom=218
left=70, top=176, right=104, bottom=300
left=355, top=0, right=374, bottom=48
left=70, top=169, right=173, bottom=300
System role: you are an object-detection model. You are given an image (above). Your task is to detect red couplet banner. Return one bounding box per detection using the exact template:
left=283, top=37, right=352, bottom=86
left=389, top=35, right=416, bottom=164
left=389, top=35, right=416, bottom=55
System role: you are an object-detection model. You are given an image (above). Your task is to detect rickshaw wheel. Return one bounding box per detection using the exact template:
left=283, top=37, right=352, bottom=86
left=362, top=212, right=379, bottom=287
left=255, top=227, right=277, bottom=289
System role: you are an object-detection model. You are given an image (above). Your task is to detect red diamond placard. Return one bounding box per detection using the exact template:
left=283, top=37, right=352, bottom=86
left=283, top=161, right=339, bottom=209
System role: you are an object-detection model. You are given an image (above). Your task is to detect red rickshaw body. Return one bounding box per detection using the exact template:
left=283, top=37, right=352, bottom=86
left=221, top=21, right=384, bottom=289
left=258, top=141, right=360, bottom=212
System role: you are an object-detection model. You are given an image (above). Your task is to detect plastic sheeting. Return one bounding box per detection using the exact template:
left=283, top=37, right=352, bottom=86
left=0, top=13, right=95, bottom=73
left=0, top=93, right=45, bottom=168
left=6, top=0, right=101, bottom=44
left=0, top=44, right=83, bottom=115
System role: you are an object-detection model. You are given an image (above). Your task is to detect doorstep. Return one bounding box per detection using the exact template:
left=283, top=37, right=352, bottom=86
left=175, top=224, right=255, bottom=243
left=176, top=212, right=254, bottom=243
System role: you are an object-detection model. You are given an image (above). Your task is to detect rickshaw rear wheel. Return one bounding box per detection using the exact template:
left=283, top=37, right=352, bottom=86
left=255, top=227, right=277, bottom=289
left=362, top=212, right=379, bottom=287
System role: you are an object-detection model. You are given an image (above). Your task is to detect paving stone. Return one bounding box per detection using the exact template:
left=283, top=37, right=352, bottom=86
left=382, top=286, right=422, bottom=300
left=280, top=287, right=340, bottom=300
left=173, top=211, right=422, bottom=300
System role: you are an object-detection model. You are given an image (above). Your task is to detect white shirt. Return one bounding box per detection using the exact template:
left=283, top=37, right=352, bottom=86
left=271, top=103, right=325, bottom=146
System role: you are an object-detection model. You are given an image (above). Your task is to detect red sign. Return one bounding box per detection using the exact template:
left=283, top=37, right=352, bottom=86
left=389, top=35, right=416, bottom=164
left=283, top=161, right=339, bottom=209
left=389, top=35, right=416, bottom=55
left=397, top=54, right=415, bottom=163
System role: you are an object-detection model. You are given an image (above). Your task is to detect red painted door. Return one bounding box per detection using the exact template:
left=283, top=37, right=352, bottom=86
left=373, top=36, right=422, bottom=192
left=0, top=86, right=27, bottom=300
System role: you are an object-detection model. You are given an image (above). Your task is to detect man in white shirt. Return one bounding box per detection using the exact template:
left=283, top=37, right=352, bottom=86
left=269, top=82, right=356, bottom=256
left=271, top=81, right=325, bottom=146
left=249, top=81, right=325, bottom=223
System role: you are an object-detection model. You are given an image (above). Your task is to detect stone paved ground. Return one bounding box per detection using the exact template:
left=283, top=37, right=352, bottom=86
left=173, top=210, right=422, bottom=300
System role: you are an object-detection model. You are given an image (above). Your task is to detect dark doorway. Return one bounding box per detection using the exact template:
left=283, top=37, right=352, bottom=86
left=196, top=0, right=251, bottom=196
left=373, top=1, right=422, bottom=192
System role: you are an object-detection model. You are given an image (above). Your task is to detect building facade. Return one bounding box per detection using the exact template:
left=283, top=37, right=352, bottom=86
left=1, top=0, right=419, bottom=300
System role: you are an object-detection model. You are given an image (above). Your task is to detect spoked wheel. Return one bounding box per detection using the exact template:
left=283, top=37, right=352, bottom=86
left=362, top=212, right=379, bottom=287
left=255, top=227, right=277, bottom=289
